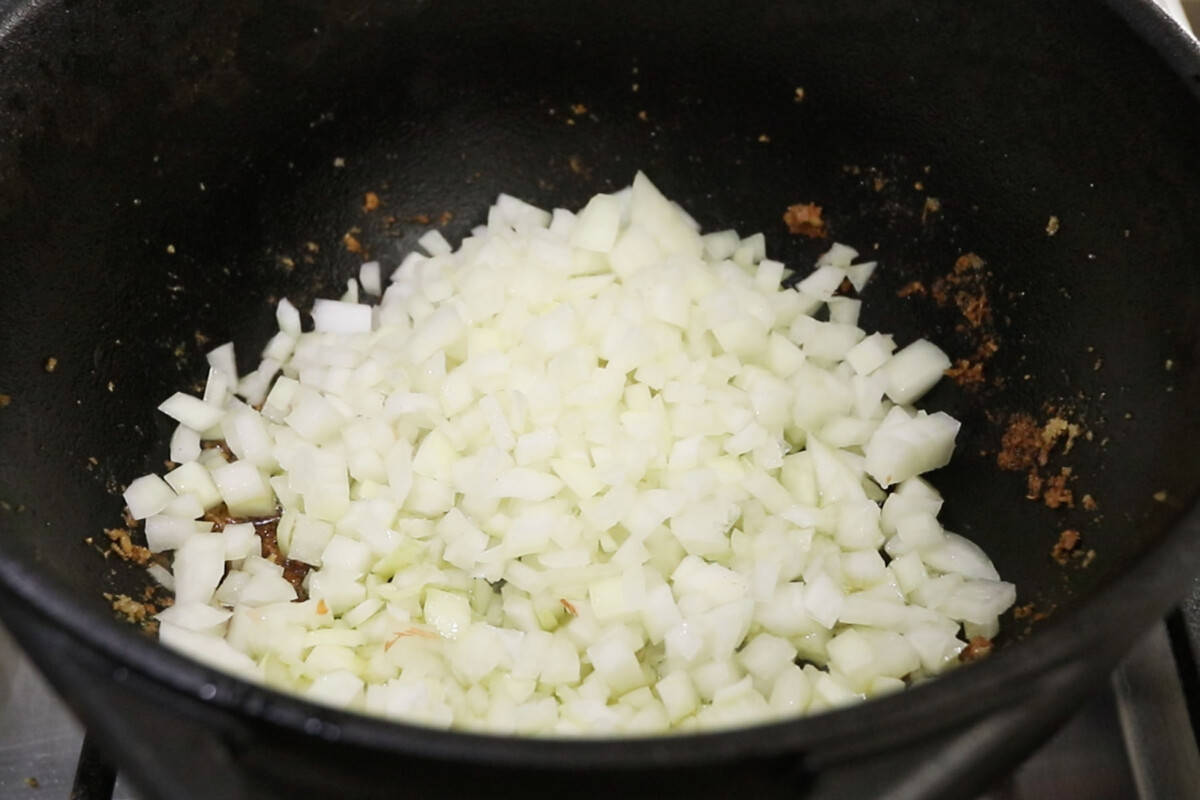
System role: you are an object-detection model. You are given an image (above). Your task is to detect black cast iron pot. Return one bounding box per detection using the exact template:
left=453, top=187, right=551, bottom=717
left=1, top=0, right=1200, bottom=798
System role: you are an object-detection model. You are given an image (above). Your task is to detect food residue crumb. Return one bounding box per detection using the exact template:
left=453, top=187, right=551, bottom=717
left=1046, top=215, right=1060, bottom=236
left=333, top=157, right=346, bottom=168
left=1042, top=468, right=1074, bottom=509
left=0, top=394, right=10, bottom=408
left=104, top=592, right=161, bottom=631
left=105, top=527, right=153, bottom=566
left=921, top=196, right=941, bottom=224
left=570, top=103, right=588, bottom=116
left=343, top=233, right=363, bottom=254
left=783, top=203, right=826, bottom=238
left=362, top=192, right=381, bottom=212
left=1165, top=359, right=1175, bottom=371
left=166, top=244, right=176, bottom=255
left=438, top=210, right=454, bottom=227
left=960, top=636, right=993, bottom=662
left=637, top=110, right=649, bottom=122
left=931, top=253, right=991, bottom=329
left=560, top=598, right=578, bottom=616
left=757, top=133, right=771, bottom=143
left=24, top=777, right=38, bottom=789
left=997, top=413, right=1087, bottom=510
left=316, top=598, right=329, bottom=615
left=997, top=414, right=1043, bottom=472
left=1081, top=493, right=1097, bottom=511
left=1081, top=549, right=1096, bottom=568
left=411, top=213, right=432, bottom=225
left=945, top=359, right=986, bottom=387
left=793, top=87, right=806, bottom=102
left=1051, top=529, right=1081, bottom=565
left=1013, top=603, right=1035, bottom=620
left=1153, top=490, right=1168, bottom=503
left=43, top=357, right=58, bottom=373
left=897, top=281, right=926, bottom=298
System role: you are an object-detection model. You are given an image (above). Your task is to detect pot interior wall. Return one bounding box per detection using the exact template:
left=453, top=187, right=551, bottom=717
left=1, top=0, right=1199, bottom=664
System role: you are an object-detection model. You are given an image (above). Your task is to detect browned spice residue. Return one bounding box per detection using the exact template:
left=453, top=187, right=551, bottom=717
left=945, top=359, right=986, bottom=388
left=560, top=598, right=579, bottom=617
left=997, top=414, right=1085, bottom=510
left=1051, top=529, right=1082, bottom=565
left=997, top=414, right=1043, bottom=472
left=960, top=636, right=993, bottom=662
left=105, top=527, right=153, bottom=566
left=104, top=592, right=165, bottom=633
left=1081, top=493, right=1098, bottom=511
left=932, top=253, right=991, bottom=329
left=1012, top=603, right=1035, bottom=620
left=896, top=281, right=926, bottom=298
left=0, top=394, right=10, bottom=408
left=362, top=191, right=381, bottom=212
left=783, top=203, right=827, bottom=238
left=921, top=196, right=941, bottom=224
left=927, top=252, right=1001, bottom=387
left=410, top=213, right=433, bottom=225
left=438, top=210, right=454, bottom=227
left=343, top=232, right=363, bottom=254
left=1042, top=467, right=1074, bottom=510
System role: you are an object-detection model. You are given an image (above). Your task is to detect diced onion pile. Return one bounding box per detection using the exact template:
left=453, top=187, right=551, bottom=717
left=124, top=172, right=1015, bottom=734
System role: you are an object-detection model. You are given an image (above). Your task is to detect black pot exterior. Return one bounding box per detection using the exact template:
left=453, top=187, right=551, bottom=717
left=1, top=1, right=1199, bottom=797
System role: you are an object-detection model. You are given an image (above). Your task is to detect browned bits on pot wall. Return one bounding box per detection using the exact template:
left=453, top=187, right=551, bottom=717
left=924, top=253, right=1001, bottom=388
left=945, top=359, right=986, bottom=388
left=1051, top=529, right=1081, bottom=565
left=998, top=413, right=1085, bottom=510
left=997, top=414, right=1042, bottom=472
left=783, top=202, right=827, bottom=238
left=105, top=527, right=153, bottom=566
left=1041, top=468, right=1074, bottom=510
left=932, top=252, right=991, bottom=329
left=960, top=636, right=993, bottom=662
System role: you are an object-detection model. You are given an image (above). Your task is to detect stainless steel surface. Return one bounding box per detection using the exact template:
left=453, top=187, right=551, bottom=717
left=0, top=622, right=83, bottom=795
left=0, top=624, right=136, bottom=799
left=1113, top=624, right=1200, bottom=798
left=980, top=689, right=1140, bottom=800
